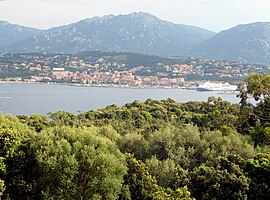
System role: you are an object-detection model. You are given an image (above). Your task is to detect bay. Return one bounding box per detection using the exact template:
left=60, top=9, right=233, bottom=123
left=0, top=83, right=241, bottom=116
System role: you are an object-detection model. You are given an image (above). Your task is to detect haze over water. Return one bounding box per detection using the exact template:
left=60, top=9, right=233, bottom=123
left=0, top=83, right=241, bottom=115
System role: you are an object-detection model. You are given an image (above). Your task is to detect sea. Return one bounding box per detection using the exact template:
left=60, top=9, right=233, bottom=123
left=0, top=83, right=242, bottom=116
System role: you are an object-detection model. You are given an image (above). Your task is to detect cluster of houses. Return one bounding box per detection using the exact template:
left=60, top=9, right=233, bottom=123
left=0, top=53, right=269, bottom=87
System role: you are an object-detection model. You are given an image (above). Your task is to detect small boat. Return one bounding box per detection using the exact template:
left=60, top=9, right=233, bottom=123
left=197, top=82, right=238, bottom=91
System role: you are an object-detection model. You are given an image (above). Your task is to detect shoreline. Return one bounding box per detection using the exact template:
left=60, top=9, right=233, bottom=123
left=0, top=80, right=190, bottom=90
left=0, top=81, right=239, bottom=93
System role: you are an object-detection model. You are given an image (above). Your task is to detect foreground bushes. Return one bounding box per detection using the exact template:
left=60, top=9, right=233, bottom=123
left=1, top=93, right=270, bottom=199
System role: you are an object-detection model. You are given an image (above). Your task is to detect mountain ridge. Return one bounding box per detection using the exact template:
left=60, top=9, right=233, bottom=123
left=189, top=22, right=270, bottom=65
left=1, top=13, right=270, bottom=65
left=1, top=12, right=215, bottom=56
left=0, top=20, right=42, bottom=47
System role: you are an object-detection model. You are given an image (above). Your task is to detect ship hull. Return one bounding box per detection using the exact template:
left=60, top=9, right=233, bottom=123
left=197, top=87, right=237, bottom=91
left=196, top=82, right=237, bottom=91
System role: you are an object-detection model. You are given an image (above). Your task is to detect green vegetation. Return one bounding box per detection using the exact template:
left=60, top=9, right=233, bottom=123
left=0, top=68, right=39, bottom=78
left=76, top=51, right=189, bottom=68
left=1, top=74, right=270, bottom=199
left=32, top=126, right=127, bottom=199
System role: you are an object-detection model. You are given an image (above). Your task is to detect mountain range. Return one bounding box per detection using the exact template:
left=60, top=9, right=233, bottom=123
left=1, top=12, right=270, bottom=65
left=0, top=21, right=41, bottom=47
left=189, top=22, right=270, bottom=65
left=2, top=12, right=215, bottom=56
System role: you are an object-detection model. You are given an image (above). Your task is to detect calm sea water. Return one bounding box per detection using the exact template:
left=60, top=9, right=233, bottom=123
left=0, top=83, right=241, bottom=115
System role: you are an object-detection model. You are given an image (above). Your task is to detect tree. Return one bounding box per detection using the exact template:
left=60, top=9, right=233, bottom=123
left=118, top=133, right=150, bottom=161
left=31, top=126, right=127, bottom=200
left=18, top=114, right=50, bottom=132
left=246, top=153, right=270, bottom=200
left=0, top=158, right=5, bottom=199
left=238, top=74, right=270, bottom=144
left=190, top=155, right=250, bottom=200
left=122, top=154, right=193, bottom=200
left=0, top=180, right=4, bottom=199
left=245, top=74, right=270, bottom=101
left=146, top=157, right=177, bottom=188
left=0, top=113, right=37, bottom=199
left=149, top=124, right=201, bottom=169
left=198, top=129, right=255, bottom=165
left=165, top=187, right=194, bottom=200
left=122, top=153, right=167, bottom=200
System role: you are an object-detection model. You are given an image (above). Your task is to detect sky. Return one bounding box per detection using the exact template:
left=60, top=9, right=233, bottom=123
left=0, top=0, right=270, bottom=32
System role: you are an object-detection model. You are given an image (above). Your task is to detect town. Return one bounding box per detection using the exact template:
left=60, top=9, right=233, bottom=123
left=0, top=52, right=269, bottom=88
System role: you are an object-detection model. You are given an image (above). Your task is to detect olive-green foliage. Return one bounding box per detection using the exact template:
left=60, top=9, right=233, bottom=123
left=122, top=154, right=193, bottom=200
left=145, top=124, right=257, bottom=195
left=0, top=114, right=33, bottom=157
left=246, top=153, right=270, bottom=200
left=98, top=125, right=122, bottom=143
left=173, top=166, right=191, bottom=190
left=18, top=114, right=50, bottom=132
left=48, top=111, right=81, bottom=127
left=147, top=124, right=256, bottom=170
left=0, top=113, right=37, bottom=199
left=146, top=157, right=177, bottom=188
left=251, top=124, right=270, bottom=146
left=165, top=187, right=194, bottom=200
left=190, top=155, right=250, bottom=200
left=0, top=157, right=5, bottom=199
left=238, top=73, right=270, bottom=145
left=19, top=98, right=238, bottom=143
left=0, top=179, right=4, bottom=198
left=199, top=129, right=256, bottom=165
left=198, top=97, right=239, bottom=130
left=118, top=133, right=150, bottom=161
left=123, top=153, right=168, bottom=200
left=32, top=126, right=127, bottom=200
left=148, top=124, right=201, bottom=169
left=246, top=73, right=270, bottom=101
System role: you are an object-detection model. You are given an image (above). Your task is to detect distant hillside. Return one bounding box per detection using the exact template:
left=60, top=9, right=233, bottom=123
left=0, top=21, right=41, bottom=47
left=189, top=22, right=270, bottom=65
left=3, top=12, right=215, bottom=55
left=3, top=14, right=270, bottom=65
left=75, top=51, right=192, bottom=67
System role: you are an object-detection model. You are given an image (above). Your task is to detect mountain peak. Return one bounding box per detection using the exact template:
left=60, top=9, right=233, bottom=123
left=126, top=12, right=163, bottom=26
left=82, top=14, right=116, bottom=23
left=189, top=21, right=270, bottom=65
left=80, top=12, right=160, bottom=24
left=2, top=12, right=215, bottom=56
left=128, top=11, right=156, bottom=18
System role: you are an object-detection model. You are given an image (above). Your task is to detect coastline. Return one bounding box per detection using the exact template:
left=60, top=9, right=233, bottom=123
left=0, top=81, right=238, bottom=93
left=0, top=80, right=190, bottom=90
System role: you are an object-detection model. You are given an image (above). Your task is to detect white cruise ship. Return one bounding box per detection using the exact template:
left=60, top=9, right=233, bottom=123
left=197, top=82, right=238, bottom=91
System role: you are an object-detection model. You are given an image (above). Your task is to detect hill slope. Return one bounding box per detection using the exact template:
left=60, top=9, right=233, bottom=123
left=0, top=21, right=41, bottom=47
left=4, top=12, right=215, bottom=55
left=189, top=22, right=270, bottom=65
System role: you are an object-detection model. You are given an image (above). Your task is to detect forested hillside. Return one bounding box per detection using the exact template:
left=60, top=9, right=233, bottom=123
left=1, top=74, right=270, bottom=199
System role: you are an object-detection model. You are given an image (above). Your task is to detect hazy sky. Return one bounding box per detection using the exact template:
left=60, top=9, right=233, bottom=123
left=0, top=0, right=270, bottom=32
